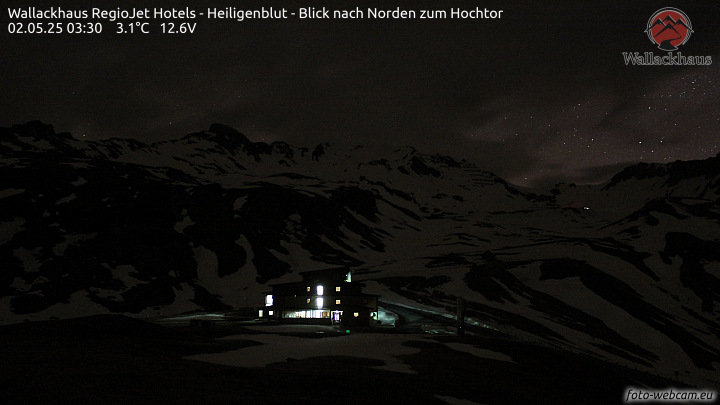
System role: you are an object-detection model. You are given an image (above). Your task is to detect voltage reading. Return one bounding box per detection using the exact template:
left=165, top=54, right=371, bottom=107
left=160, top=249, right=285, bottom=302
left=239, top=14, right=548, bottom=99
left=160, top=22, right=196, bottom=34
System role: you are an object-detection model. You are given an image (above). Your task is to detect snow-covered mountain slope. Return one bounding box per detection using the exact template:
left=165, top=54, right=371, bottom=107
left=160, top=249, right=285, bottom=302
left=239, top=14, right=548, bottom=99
left=1, top=121, right=719, bottom=387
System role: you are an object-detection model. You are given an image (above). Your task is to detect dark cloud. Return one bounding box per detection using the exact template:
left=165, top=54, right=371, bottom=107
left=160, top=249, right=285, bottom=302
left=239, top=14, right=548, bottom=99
left=2, top=0, right=719, bottom=187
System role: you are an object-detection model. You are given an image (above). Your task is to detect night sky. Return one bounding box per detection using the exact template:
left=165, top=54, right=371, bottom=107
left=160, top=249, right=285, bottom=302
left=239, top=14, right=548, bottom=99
left=2, top=0, right=719, bottom=186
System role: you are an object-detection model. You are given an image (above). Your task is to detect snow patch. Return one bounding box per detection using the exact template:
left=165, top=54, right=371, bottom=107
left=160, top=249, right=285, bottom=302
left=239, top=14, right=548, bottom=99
left=174, top=210, right=194, bottom=233
left=378, top=307, right=398, bottom=327
left=0, top=217, right=25, bottom=245
left=233, top=196, right=247, bottom=210
left=706, top=262, right=720, bottom=279
left=13, top=246, right=44, bottom=272
left=0, top=291, right=110, bottom=325
left=70, top=177, right=87, bottom=187
left=132, top=283, right=201, bottom=319
left=186, top=332, right=426, bottom=374
left=10, top=277, right=32, bottom=292
left=444, top=342, right=514, bottom=363
left=103, top=263, right=142, bottom=289
left=55, top=193, right=76, bottom=205
left=0, top=188, right=25, bottom=199
left=53, top=232, right=97, bottom=256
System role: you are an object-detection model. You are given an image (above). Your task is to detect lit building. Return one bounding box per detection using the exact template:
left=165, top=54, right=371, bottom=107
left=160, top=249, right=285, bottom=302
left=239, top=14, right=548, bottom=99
left=261, top=268, right=379, bottom=326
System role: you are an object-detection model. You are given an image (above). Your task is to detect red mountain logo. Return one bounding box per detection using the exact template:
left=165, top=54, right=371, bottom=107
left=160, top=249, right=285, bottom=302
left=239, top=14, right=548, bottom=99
left=645, top=8, right=693, bottom=51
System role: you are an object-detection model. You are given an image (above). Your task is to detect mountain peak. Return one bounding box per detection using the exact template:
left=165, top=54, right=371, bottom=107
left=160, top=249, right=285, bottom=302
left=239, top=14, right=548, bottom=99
left=12, top=120, right=56, bottom=137
left=1, top=121, right=75, bottom=147
left=179, top=123, right=252, bottom=151
left=603, top=154, right=720, bottom=191
left=207, top=123, right=251, bottom=146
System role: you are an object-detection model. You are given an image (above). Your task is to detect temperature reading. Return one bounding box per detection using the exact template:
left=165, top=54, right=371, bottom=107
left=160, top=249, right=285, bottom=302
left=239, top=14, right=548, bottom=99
left=161, top=22, right=196, bottom=34
left=116, top=22, right=150, bottom=34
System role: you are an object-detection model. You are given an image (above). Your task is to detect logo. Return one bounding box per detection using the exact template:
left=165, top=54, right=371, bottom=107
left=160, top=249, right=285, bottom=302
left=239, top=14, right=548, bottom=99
left=645, top=8, right=693, bottom=51
left=622, top=7, right=711, bottom=66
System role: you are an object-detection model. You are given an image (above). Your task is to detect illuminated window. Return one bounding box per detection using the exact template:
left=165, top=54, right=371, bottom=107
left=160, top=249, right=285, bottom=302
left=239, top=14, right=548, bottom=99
left=269, top=310, right=274, bottom=316
left=306, top=286, right=311, bottom=292
left=316, top=297, right=324, bottom=309
left=258, top=309, right=263, bottom=317
left=317, top=285, right=324, bottom=296
left=335, top=299, right=341, bottom=305
left=306, top=299, right=311, bottom=304
left=283, top=310, right=328, bottom=319
left=335, top=286, right=341, bottom=292
left=353, top=312, right=359, bottom=317
left=345, top=272, right=352, bottom=282
left=265, top=295, right=273, bottom=306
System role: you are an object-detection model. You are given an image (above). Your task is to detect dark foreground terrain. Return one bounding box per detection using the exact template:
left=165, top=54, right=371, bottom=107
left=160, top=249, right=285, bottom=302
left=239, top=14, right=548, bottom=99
left=0, top=315, right=686, bottom=404
left=3, top=122, right=720, bottom=385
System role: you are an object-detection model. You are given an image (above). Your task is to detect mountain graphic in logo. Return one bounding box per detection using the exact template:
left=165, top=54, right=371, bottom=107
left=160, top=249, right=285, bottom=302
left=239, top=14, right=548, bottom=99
left=645, top=8, right=693, bottom=51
